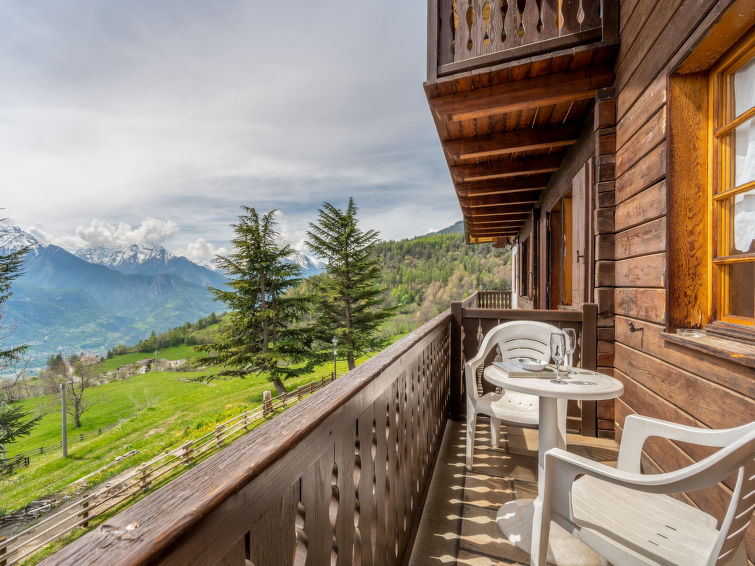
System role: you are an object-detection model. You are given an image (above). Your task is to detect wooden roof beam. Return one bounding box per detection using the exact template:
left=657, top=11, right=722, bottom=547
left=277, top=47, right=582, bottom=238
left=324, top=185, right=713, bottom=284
left=455, top=174, right=551, bottom=197
left=462, top=204, right=532, bottom=217
left=445, top=126, right=579, bottom=160
left=459, top=191, right=541, bottom=208
left=429, top=64, right=614, bottom=121
left=451, top=155, right=561, bottom=183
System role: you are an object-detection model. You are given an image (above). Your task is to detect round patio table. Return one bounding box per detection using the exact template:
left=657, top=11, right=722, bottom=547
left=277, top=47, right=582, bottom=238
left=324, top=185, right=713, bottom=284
left=483, top=365, right=624, bottom=566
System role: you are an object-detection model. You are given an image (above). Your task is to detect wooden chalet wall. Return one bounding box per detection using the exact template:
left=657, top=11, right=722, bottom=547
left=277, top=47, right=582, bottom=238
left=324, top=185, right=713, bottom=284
left=514, top=0, right=755, bottom=555
left=611, top=0, right=755, bottom=556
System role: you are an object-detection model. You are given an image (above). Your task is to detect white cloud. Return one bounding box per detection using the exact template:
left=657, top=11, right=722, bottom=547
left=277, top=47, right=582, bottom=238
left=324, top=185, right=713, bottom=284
left=73, top=218, right=178, bottom=248
left=177, top=238, right=228, bottom=265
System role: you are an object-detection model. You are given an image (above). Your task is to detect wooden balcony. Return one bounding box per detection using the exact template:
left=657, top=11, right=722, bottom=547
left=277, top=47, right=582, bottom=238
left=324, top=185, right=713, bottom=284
left=425, top=1, right=618, bottom=245
left=39, top=292, right=606, bottom=566
left=427, top=0, right=618, bottom=80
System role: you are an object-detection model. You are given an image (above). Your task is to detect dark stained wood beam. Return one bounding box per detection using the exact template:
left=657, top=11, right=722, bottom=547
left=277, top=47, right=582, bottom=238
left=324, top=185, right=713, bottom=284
left=451, top=155, right=561, bottom=182
left=429, top=64, right=614, bottom=121
left=455, top=174, right=551, bottom=197
left=463, top=204, right=532, bottom=217
left=444, top=126, right=579, bottom=160
left=459, top=191, right=541, bottom=208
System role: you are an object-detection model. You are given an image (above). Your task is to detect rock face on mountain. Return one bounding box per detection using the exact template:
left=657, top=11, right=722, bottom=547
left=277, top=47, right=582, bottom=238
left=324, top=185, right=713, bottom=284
left=0, top=226, right=223, bottom=368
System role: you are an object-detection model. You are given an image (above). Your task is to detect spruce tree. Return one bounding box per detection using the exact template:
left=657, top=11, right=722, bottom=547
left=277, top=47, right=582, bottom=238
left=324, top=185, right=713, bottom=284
left=196, top=207, right=313, bottom=395
left=0, top=228, right=40, bottom=454
left=306, top=198, right=393, bottom=370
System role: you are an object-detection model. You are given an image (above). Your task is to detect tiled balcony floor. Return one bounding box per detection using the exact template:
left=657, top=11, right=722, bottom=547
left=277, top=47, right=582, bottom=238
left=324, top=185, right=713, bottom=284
left=408, top=417, right=618, bottom=565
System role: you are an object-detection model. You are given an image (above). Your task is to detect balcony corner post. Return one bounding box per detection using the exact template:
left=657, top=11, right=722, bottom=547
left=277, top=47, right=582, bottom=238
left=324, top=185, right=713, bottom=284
left=450, top=301, right=463, bottom=421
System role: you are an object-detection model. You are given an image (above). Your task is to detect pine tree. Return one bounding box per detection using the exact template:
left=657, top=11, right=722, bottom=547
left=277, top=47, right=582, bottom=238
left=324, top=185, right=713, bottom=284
left=196, top=207, right=313, bottom=395
left=306, top=198, right=394, bottom=370
left=0, top=230, right=40, bottom=454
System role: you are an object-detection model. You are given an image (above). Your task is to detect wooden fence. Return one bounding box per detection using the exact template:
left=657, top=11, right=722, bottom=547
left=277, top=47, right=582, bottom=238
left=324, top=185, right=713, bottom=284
left=36, top=310, right=451, bottom=566
left=0, top=374, right=339, bottom=566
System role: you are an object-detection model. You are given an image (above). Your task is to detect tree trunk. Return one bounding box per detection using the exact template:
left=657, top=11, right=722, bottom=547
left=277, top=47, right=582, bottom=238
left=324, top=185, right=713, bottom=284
left=347, top=351, right=355, bottom=371
left=271, top=377, right=287, bottom=397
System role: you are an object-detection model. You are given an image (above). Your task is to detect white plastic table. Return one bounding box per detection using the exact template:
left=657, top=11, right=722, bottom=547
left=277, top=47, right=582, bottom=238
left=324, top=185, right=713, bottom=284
left=483, top=365, right=624, bottom=566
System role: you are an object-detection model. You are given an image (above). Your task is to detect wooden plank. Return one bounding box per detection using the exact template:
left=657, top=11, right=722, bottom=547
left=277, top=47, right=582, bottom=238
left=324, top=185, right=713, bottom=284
left=450, top=302, right=463, bottom=420
left=615, top=106, right=666, bottom=178
left=615, top=143, right=667, bottom=204
left=667, top=72, right=708, bottom=332
left=451, top=155, right=562, bottom=182
left=455, top=175, right=551, bottom=197
left=444, top=126, right=579, bottom=159
left=617, top=0, right=718, bottom=121
left=248, top=482, right=298, bottom=566
left=459, top=191, right=542, bottom=208
left=614, top=253, right=666, bottom=288
left=462, top=204, right=534, bottom=217
left=616, top=75, right=666, bottom=149
left=614, top=217, right=666, bottom=258
left=614, top=343, right=755, bottom=429
left=426, top=0, right=439, bottom=82
left=461, top=307, right=583, bottom=322
left=430, top=64, right=615, bottom=121
left=614, top=288, right=665, bottom=323
left=615, top=316, right=755, bottom=397
left=614, top=180, right=666, bottom=233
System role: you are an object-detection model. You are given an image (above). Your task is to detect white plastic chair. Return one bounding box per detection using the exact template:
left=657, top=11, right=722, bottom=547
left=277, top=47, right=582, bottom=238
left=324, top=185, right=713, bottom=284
left=463, top=320, right=567, bottom=470
left=534, top=415, right=755, bottom=566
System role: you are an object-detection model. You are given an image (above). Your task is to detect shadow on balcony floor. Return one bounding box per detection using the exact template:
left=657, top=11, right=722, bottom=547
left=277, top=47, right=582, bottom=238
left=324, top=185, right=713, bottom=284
left=407, top=418, right=618, bottom=565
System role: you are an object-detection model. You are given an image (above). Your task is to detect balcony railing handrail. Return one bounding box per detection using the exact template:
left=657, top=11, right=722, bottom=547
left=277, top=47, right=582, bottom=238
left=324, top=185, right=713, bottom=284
left=43, top=310, right=452, bottom=566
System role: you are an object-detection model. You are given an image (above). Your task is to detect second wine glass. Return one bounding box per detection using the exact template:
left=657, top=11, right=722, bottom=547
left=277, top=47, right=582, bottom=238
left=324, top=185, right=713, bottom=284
left=564, top=328, right=577, bottom=374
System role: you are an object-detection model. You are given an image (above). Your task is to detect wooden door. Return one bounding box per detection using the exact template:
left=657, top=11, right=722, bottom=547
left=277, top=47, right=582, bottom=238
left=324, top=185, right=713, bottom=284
left=538, top=213, right=549, bottom=309
left=571, top=162, right=591, bottom=306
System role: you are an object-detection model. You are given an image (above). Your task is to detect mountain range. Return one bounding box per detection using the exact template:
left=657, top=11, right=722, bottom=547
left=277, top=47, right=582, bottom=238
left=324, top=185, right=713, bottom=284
left=0, top=225, right=328, bottom=373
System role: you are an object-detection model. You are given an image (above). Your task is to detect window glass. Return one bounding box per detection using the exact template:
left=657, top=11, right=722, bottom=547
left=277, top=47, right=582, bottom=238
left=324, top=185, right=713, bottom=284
left=733, top=188, right=755, bottom=254
left=735, top=119, right=755, bottom=187
left=724, top=262, right=755, bottom=318
left=734, top=56, right=755, bottom=117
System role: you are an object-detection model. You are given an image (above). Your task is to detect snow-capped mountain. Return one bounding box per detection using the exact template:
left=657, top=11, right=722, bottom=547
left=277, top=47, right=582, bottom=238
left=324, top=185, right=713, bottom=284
left=75, top=243, right=174, bottom=273
left=0, top=224, right=44, bottom=255
left=75, top=243, right=227, bottom=288
left=288, top=250, right=326, bottom=277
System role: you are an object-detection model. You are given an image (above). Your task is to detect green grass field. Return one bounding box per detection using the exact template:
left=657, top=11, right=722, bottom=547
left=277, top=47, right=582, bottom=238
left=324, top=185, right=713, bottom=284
left=2, top=353, right=372, bottom=515
left=96, top=343, right=201, bottom=373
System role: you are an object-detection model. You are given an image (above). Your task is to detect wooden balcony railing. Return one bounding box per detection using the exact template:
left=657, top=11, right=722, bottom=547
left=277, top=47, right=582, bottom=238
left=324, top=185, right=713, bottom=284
left=427, top=0, right=618, bottom=79
left=42, top=311, right=451, bottom=566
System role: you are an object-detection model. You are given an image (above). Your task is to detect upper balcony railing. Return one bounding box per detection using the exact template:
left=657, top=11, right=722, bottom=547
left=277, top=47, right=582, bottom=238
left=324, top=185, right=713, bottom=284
left=427, top=0, right=618, bottom=79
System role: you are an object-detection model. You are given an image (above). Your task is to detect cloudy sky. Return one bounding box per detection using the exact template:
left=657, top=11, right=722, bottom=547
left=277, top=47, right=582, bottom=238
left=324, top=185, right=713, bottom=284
left=0, top=1, right=459, bottom=263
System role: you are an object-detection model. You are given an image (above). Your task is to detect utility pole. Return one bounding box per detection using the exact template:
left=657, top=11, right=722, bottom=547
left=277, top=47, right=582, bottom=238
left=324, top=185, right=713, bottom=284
left=1, top=401, right=6, bottom=463
left=60, top=384, right=68, bottom=458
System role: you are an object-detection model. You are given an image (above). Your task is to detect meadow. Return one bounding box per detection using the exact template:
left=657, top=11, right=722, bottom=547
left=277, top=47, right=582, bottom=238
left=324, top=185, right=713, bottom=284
left=2, top=356, right=358, bottom=516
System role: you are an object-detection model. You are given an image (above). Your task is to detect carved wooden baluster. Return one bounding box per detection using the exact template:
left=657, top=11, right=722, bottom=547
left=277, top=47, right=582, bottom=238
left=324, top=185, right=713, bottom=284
left=557, top=0, right=564, bottom=33
left=577, top=0, right=585, bottom=24
left=465, top=0, right=474, bottom=51
left=450, top=0, right=457, bottom=58
left=482, top=1, right=491, bottom=46
left=516, top=0, right=526, bottom=38
left=499, top=0, right=508, bottom=43
left=294, top=500, right=307, bottom=566
left=330, top=463, right=339, bottom=565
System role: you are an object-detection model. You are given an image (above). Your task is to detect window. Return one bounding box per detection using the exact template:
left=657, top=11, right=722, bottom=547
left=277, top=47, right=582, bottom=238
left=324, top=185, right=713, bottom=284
left=710, top=33, right=755, bottom=327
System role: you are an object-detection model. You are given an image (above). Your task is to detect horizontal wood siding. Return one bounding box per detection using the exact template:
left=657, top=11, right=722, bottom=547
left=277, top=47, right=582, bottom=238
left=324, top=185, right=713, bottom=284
left=613, top=0, right=755, bottom=557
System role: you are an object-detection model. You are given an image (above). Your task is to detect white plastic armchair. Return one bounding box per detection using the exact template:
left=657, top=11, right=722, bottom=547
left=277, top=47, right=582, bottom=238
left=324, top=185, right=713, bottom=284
left=534, top=415, right=755, bottom=566
left=463, top=320, right=566, bottom=470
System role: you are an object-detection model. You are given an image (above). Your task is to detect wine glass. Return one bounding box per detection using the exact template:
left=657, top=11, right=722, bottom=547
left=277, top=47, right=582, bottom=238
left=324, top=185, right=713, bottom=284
left=564, top=328, right=577, bottom=374
left=550, top=332, right=567, bottom=384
